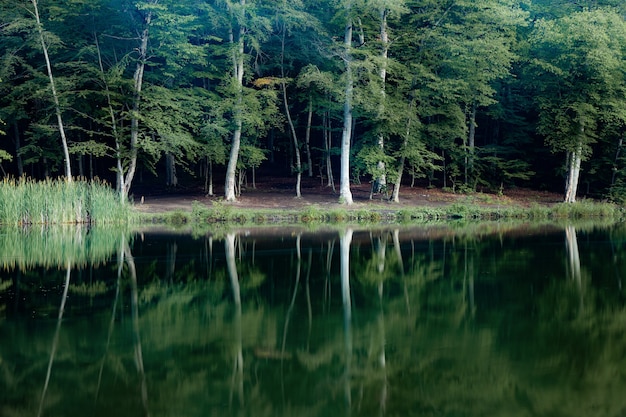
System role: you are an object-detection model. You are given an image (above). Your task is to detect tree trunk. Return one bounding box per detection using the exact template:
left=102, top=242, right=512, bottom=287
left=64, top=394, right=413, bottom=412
left=564, top=128, right=583, bottom=203
left=465, top=102, right=477, bottom=187
left=280, top=26, right=302, bottom=198
left=205, top=157, right=214, bottom=196
left=305, top=98, right=314, bottom=177
left=324, top=110, right=335, bottom=191
left=165, top=152, right=178, bottom=187
left=225, top=0, right=246, bottom=202
left=31, top=0, right=72, bottom=182
left=391, top=100, right=415, bottom=203
left=374, top=8, right=389, bottom=195
left=120, top=5, right=154, bottom=203
left=339, top=1, right=354, bottom=205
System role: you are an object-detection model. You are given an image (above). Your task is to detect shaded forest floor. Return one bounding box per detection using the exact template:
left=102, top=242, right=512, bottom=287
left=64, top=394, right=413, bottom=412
left=132, top=176, right=564, bottom=215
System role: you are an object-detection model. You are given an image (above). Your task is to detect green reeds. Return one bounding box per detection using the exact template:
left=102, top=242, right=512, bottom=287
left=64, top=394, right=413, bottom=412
left=0, top=178, right=131, bottom=225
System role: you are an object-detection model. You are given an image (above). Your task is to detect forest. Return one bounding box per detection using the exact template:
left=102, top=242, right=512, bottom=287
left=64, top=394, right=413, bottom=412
left=2, top=0, right=626, bottom=204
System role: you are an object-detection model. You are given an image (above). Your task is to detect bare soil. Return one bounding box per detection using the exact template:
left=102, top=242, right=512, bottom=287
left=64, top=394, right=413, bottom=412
left=133, top=177, right=564, bottom=214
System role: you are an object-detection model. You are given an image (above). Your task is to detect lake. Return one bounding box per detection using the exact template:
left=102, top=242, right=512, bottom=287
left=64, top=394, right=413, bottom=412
left=1, top=222, right=626, bottom=416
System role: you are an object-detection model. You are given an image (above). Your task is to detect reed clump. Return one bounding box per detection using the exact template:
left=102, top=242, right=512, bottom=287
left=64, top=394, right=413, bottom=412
left=0, top=177, right=131, bottom=225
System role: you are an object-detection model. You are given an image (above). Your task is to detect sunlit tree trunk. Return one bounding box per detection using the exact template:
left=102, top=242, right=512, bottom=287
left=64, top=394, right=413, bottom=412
left=339, top=1, right=354, bottom=204
left=31, top=0, right=72, bottom=182
left=225, top=0, right=246, bottom=202
left=564, top=132, right=583, bottom=203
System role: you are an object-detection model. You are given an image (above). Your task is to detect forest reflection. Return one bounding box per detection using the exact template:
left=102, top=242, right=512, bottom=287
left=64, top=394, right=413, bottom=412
left=1, top=222, right=626, bottom=416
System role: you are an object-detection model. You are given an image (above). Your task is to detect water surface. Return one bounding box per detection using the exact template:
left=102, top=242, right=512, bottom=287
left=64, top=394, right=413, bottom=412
left=1, top=223, right=626, bottom=416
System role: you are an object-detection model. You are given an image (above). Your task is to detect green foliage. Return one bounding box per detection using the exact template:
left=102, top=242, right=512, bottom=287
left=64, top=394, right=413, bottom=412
left=2, top=0, right=626, bottom=202
left=530, top=9, right=626, bottom=158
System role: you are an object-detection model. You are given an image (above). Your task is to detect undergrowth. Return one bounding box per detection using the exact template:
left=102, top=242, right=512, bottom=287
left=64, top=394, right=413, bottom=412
left=140, top=199, right=625, bottom=227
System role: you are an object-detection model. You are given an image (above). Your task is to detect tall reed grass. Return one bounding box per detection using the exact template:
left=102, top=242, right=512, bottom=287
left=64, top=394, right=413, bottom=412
left=0, top=178, right=131, bottom=225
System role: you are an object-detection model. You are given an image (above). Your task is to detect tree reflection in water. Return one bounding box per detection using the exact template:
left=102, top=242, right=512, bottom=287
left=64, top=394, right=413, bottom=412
left=1, top=223, right=626, bottom=416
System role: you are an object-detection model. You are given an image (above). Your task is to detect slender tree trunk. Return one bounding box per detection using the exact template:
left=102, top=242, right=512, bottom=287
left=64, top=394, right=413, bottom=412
left=225, top=0, right=246, bottom=202
left=374, top=8, right=389, bottom=194
left=465, top=102, right=477, bottom=187
left=31, top=0, right=72, bottom=182
left=280, top=24, right=302, bottom=198
left=324, top=110, right=335, bottom=191
left=205, top=157, right=214, bottom=196
left=391, top=100, right=415, bottom=203
left=339, top=1, right=354, bottom=204
left=120, top=5, right=155, bottom=203
left=305, top=98, right=314, bottom=177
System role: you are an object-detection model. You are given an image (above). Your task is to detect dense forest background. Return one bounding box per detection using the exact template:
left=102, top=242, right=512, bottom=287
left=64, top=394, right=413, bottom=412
left=2, top=0, right=626, bottom=203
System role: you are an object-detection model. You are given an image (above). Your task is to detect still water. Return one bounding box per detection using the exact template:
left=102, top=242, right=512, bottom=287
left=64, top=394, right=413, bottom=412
left=1, top=222, right=626, bottom=416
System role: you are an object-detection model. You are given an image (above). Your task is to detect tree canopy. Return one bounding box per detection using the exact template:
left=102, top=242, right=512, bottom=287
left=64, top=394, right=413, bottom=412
left=2, top=0, right=626, bottom=203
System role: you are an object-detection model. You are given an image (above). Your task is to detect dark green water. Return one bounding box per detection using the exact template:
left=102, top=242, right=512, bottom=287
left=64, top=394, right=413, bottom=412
left=2, top=223, right=626, bottom=417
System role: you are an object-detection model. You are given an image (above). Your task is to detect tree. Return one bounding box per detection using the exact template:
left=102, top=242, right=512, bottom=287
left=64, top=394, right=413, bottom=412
left=529, top=9, right=626, bottom=202
left=339, top=0, right=355, bottom=204
left=363, top=0, right=409, bottom=196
